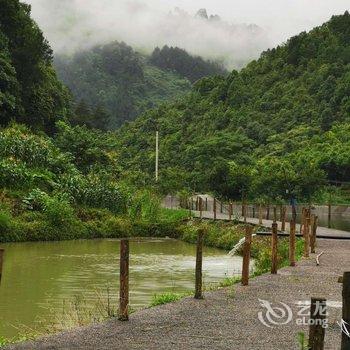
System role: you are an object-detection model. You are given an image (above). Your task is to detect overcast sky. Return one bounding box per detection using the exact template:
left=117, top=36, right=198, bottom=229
left=26, top=0, right=349, bottom=68
left=144, top=0, right=349, bottom=29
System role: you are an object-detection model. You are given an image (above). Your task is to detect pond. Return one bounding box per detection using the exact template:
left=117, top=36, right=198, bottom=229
left=0, top=238, right=243, bottom=339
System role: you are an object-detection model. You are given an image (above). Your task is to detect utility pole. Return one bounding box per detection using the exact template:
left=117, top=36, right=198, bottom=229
left=155, top=131, right=159, bottom=182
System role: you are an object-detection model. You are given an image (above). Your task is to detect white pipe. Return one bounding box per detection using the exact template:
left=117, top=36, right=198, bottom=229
left=228, top=234, right=257, bottom=256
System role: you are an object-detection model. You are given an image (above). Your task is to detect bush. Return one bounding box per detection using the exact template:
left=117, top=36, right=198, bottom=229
left=0, top=124, right=73, bottom=173
left=56, top=174, right=129, bottom=214
left=129, top=190, right=161, bottom=222
left=0, top=159, right=32, bottom=189
left=0, top=209, right=12, bottom=233
left=179, top=221, right=244, bottom=250
left=100, top=217, right=132, bottom=238
left=150, top=292, right=185, bottom=306
left=42, top=195, right=75, bottom=227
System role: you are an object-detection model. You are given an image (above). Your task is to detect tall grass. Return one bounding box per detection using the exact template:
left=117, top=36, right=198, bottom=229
left=150, top=292, right=185, bottom=306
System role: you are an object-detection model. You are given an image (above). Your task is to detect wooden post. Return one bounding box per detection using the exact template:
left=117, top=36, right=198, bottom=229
left=304, top=214, right=310, bottom=258
left=310, top=214, right=317, bottom=253
left=328, top=203, right=331, bottom=228
left=220, top=201, right=223, bottom=214
left=266, top=204, right=270, bottom=220
left=292, top=202, right=297, bottom=222
left=0, top=249, right=4, bottom=284
left=195, top=229, right=204, bottom=299
left=300, top=207, right=305, bottom=234
left=229, top=202, right=233, bottom=221
left=279, top=204, right=283, bottom=221
left=199, top=197, right=203, bottom=219
left=342, top=272, right=350, bottom=349
left=271, top=222, right=278, bottom=274
left=242, top=226, right=253, bottom=286
left=289, top=220, right=296, bottom=267
left=213, top=198, right=217, bottom=220
left=281, top=206, right=286, bottom=231
left=308, top=297, right=326, bottom=350
left=259, top=204, right=263, bottom=225
left=244, top=203, right=247, bottom=223
left=119, top=239, right=129, bottom=321
left=273, top=206, right=277, bottom=223
left=205, top=197, right=208, bottom=211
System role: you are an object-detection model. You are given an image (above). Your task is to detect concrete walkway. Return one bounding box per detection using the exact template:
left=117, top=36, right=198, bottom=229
left=192, top=210, right=350, bottom=239
left=8, top=239, right=348, bottom=349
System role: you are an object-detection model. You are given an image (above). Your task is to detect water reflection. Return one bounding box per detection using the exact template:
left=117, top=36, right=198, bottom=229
left=0, top=238, right=242, bottom=339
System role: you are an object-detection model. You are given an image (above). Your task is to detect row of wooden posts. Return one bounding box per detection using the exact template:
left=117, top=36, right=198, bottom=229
left=191, top=197, right=292, bottom=224
left=241, top=216, right=349, bottom=349
left=190, top=196, right=334, bottom=229
left=116, top=223, right=349, bottom=349
left=0, top=230, right=349, bottom=348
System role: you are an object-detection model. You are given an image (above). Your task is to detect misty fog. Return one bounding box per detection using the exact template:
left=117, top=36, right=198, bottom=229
left=25, top=0, right=349, bottom=69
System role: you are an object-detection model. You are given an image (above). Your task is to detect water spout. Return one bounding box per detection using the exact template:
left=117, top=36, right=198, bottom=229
left=228, top=234, right=257, bottom=256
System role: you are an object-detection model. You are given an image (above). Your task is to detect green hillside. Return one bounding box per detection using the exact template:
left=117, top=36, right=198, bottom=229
left=0, top=1, right=186, bottom=244
left=1, top=2, right=350, bottom=206
left=150, top=45, right=228, bottom=83
left=117, top=12, right=350, bottom=202
left=0, top=0, right=70, bottom=133
left=55, top=42, right=220, bottom=128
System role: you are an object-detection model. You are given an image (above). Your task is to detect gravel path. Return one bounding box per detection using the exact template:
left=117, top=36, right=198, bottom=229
left=8, top=239, right=349, bottom=350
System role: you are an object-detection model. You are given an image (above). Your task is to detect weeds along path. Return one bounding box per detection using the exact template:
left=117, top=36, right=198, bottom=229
left=7, top=239, right=348, bottom=349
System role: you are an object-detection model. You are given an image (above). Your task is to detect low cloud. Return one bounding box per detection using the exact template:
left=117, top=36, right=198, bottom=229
left=26, top=0, right=349, bottom=69
left=26, top=0, right=272, bottom=69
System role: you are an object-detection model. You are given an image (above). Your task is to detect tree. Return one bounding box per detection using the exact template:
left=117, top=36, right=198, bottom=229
left=0, top=30, right=21, bottom=125
left=150, top=45, right=228, bottom=83
left=73, top=100, right=93, bottom=127
left=92, top=104, right=111, bottom=131
left=0, top=0, right=70, bottom=132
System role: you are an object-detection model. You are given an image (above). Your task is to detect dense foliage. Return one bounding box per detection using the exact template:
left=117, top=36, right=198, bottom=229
left=0, top=122, right=185, bottom=242
left=0, top=2, right=181, bottom=243
left=117, top=12, right=350, bottom=202
left=150, top=46, right=228, bottom=83
left=54, top=41, right=193, bottom=129
left=0, top=0, right=70, bottom=133
left=1, top=6, right=350, bottom=247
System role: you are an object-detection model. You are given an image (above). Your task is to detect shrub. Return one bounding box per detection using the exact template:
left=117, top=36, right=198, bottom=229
left=56, top=174, right=129, bottom=214
left=129, top=190, right=161, bottom=222
left=0, top=209, right=12, bottom=233
left=150, top=292, right=184, bottom=306
left=42, top=194, right=75, bottom=227
left=0, top=159, right=32, bottom=189
left=100, top=217, right=132, bottom=238
left=0, top=124, right=73, bottom=173
left=22, top=188, right=48, bottom=210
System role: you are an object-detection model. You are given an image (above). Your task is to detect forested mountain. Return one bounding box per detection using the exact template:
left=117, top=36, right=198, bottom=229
left=0, top=0, right=70, bottom=133
left=150, top=46, right=228, bottom=83
left=0, top=1, right=174, bottom=246
left=54, top=42, right=226, bottom=129
left=117, top=12, right=350, bottom=201
left=1, top=1, right=350, bottom=204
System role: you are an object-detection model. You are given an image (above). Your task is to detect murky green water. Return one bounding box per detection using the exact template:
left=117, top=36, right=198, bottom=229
left=0, top=238, right=242, bottom=339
